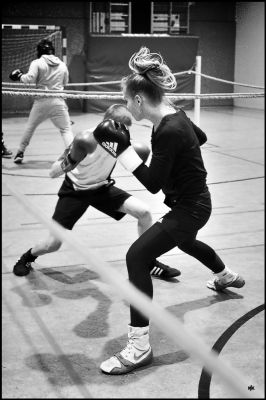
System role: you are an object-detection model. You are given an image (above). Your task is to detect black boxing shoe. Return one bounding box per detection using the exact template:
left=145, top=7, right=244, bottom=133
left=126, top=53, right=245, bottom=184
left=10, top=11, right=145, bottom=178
left=13, top=249, right=37, bottom=276
left=14, top=151, right=24, bottom=164
left=150, top=260, right=181, bottom=280
left=2, top=144, right=12, bottom=158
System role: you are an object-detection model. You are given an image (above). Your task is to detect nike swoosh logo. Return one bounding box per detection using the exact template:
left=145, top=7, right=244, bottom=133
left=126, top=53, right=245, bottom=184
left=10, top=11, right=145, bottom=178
left=133, top=348, right=151, bottom=362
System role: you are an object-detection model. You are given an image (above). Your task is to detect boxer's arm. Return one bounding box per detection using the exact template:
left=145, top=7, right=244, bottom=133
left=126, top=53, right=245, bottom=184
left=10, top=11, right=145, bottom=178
left=191, top=122, right=207, bottom=145
left=70, top=129, right=97, bottom=162
left=63, top=66, right=69, bottom=87
left=49, top=129, right=97, bottom=178
left=20, top=60, right=39, bottom=84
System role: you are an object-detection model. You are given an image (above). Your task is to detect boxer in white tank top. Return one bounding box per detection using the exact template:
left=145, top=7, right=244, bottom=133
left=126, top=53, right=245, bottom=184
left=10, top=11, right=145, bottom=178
left=12, top=104, right=181, bottom=281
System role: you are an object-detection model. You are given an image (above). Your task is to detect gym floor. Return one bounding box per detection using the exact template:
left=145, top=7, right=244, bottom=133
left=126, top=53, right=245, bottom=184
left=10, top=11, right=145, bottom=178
left=2, top=106, right=264, bottom=398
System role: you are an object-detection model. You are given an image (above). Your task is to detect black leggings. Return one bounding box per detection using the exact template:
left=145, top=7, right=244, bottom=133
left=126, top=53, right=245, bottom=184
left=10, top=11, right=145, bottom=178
left=126, top=221, right=225, bottom=327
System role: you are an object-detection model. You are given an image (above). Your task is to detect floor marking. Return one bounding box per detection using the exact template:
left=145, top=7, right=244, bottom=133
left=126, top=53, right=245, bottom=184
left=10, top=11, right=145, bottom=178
left=198, top=303, right=265, bottom=398
left=206, top=148, right=264, bottom=166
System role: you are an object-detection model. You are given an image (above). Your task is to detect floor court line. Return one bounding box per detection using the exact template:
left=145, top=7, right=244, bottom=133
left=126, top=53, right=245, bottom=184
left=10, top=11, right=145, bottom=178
left=198, top=303, right=265, bottom=398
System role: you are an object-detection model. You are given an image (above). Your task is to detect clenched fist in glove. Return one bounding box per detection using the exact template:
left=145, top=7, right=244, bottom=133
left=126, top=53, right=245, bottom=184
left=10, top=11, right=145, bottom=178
left=93, top=119, right=143, bottom=172
left=9, top=69, right=23, bottom=81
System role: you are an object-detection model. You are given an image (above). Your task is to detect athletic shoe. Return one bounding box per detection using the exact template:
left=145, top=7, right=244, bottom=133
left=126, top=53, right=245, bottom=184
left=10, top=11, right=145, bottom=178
left=2, top=145, right=13, bottom=158
left=13, top=250, right=36, bottom=276
left=100, top=326, right=153, bottom=375
left=206, top=274, right=245, bottom=291
left=150, top=260, right=181, bottom=279
left=14, top=151, right=24, bottom=164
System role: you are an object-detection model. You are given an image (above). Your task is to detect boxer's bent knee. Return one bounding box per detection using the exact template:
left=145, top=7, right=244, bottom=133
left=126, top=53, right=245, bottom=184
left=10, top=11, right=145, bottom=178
left=120, top=196, right=152, bottom=221
left=126, top=238, right=152, bottom=273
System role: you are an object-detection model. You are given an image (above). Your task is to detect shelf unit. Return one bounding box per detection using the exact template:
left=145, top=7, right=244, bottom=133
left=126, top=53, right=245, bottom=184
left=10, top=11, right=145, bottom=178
left=89, top=2, right=191, bottom=35
left=151, top=2, right=191, bottom=35
left=89, top=2, right=131, bottom=34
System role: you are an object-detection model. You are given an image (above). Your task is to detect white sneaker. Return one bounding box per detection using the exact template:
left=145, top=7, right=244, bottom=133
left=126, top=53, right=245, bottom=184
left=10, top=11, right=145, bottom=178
left=207, top=274, right=245, bottom=291
left=100, top=326, right=153, bottom=375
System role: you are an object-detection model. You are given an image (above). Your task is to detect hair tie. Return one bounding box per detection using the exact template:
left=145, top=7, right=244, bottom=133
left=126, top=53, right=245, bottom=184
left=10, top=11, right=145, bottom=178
left=137, top=65, right=160, bottom=75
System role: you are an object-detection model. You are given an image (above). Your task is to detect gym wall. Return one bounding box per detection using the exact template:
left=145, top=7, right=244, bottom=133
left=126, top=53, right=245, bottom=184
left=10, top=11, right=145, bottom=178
left=234, top=2, right=264, bottom=110
left=84, top=35, right=199, bottom=113
left=2, top=2, right=262, bottom=113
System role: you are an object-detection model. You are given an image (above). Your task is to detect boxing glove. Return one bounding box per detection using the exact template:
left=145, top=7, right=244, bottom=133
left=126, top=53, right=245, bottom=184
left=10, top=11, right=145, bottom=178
left=93, top=119, right=143, bottom=172
left=49, top=144, right=79, bottom=178
left=9, top=69, right=23, bottom=81
left=93, top=119, right=130, bottom=157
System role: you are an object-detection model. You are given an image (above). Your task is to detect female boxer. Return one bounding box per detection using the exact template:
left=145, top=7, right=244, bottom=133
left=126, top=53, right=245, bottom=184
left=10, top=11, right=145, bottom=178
left=94, top=47, right=245, bottom=375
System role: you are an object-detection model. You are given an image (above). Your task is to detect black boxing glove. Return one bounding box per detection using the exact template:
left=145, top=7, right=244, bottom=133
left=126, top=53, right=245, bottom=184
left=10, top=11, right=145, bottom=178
left=93, top=119, right=143, bottom=172
left=93, top=119, right=130, bottom=157
left=9, top=69, right=23, bottom=81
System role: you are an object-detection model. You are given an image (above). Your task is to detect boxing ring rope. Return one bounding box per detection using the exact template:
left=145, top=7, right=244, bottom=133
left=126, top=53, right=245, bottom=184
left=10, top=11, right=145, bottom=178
left=2, top=89, right=264, bottom=100
left=189, top=70, right=265, bottom=89
left=2, top=178, right=262, bottom=399
left=1, top=88, right=264, bottom=132
left=2, top=87, right=264, bottom=128
left=3, top=57, right=264, bottom=126
left=190, top=56, right=264, bottom=125
left=3, top=67, right=264, bottom=90
left=3, top=65, right=264, bottom=127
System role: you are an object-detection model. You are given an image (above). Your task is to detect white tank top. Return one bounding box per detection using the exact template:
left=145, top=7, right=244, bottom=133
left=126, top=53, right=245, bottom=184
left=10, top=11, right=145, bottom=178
left=67, top=129, right=116, bottom=191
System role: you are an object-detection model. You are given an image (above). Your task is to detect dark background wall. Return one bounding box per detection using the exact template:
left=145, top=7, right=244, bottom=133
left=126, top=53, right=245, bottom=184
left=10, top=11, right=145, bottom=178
left=85, top=35, right=199, bottom=113
left=2, top=1, right=236, bottom=112
left=190, top=2, right=236, bottom=106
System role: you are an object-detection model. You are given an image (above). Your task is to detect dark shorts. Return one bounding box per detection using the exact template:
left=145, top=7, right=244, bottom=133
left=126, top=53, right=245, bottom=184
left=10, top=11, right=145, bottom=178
left=52, top=176, right=131, bottom=229
left=159, top=190, right=212, bottom=242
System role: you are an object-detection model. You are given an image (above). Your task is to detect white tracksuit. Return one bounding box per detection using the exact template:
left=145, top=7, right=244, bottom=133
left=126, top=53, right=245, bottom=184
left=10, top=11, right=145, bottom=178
left=18, top=54, right=73, bottom=152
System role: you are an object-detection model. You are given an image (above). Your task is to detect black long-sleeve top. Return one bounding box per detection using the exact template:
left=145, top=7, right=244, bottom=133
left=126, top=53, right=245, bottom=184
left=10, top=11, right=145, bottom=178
left=133, top=109, right=208, bottom=207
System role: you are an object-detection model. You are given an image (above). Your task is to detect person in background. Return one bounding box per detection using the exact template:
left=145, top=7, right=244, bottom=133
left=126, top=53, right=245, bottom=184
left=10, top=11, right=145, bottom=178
left=9, top=39, right=73, bottom=164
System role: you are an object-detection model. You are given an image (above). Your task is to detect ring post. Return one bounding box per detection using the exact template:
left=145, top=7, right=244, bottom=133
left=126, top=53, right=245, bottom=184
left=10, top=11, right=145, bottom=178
left=194, top=55, right=201, bottom=126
